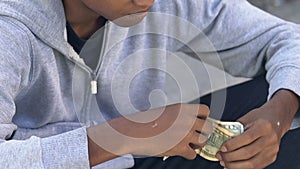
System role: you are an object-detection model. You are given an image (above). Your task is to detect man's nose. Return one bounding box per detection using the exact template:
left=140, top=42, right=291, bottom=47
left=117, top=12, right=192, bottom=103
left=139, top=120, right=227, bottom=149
left=132, top=0, right=155, bottom=8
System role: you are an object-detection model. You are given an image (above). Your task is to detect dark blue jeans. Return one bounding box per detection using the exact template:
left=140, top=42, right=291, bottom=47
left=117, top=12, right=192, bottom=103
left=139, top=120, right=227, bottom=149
left=131, top=75, right=300, bottom=169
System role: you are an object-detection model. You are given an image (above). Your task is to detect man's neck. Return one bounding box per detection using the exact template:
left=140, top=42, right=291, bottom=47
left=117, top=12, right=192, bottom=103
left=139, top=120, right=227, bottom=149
left=63, top=0, right=106, bottom=39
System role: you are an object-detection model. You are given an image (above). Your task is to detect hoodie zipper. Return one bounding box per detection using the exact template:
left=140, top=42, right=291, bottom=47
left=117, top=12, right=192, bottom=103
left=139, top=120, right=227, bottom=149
left=65, top=23, right=110, bottom=124
left=69, top=23, right=110, bottom=95
left=90, top=23, right=110, bottom=94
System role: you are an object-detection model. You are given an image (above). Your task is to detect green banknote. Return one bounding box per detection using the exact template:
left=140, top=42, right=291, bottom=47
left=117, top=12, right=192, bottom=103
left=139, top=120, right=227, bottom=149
left=199, top=118, right=244, bottom=161
left=163, top=118, right=244, bottom=161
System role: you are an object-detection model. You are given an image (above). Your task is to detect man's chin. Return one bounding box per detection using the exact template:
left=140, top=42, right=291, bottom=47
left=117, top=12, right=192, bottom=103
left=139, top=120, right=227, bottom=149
left=112, top=12, right=148, bottom=27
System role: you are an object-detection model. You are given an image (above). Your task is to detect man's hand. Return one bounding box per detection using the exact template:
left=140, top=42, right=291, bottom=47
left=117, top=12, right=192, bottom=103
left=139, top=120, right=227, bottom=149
left=217, top=89, right=299, bottom=169
left=87, top=103, right=212, bottom=166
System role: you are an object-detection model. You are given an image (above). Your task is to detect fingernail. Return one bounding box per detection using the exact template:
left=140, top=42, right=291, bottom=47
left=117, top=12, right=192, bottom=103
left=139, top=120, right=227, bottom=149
left=221, top=146, right=227, bottom=152
left=220, top=161, right=225, bottom=167
left=216, top=154, right=222, bottom=161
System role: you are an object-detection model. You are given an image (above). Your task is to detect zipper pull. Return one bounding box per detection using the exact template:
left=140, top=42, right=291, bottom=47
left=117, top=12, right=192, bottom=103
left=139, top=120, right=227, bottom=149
left=91, top=80, right=98, bottom=94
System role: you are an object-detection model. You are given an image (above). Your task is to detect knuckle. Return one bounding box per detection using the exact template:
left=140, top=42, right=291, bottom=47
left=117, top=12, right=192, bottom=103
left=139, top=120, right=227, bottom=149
left=200, top=104, right=210, bottom=113
left=182, top=149, right=196, bottom=160
left=256, top=119, right=273, bottom=134
left=270, top=145, right=280, bottom=157
left=188, top=153, right=197, bottom=160
left=255, top=118, right=263, bottom=124
left=263, top=154, right=277, bottom=168
left=200, top=104, right=209, bottom=110
left=265, top=122, right=273, bottom=131
left=271, top=154, right=277, bottom=163
left=274, top=145, right=280, bottom=154
left=194, top=105, right=209, bottom=118
left=256, top=118, right=266, bottom=125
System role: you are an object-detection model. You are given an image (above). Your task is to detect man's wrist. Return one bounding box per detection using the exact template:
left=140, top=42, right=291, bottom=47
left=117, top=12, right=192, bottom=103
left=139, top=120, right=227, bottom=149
left=87, top=118, right=133, bottom=167
left=272, top=89, right=299, bottom=115
left=269, top=89, right=299, bottom=134
left=87, top=135, right=118, bottom=167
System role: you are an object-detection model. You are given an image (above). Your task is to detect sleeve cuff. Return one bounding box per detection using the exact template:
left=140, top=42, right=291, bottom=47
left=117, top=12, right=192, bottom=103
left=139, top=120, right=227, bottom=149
left=41, top=127, right=90, bottom=169
left=267, top=67, right=300, bottom=100
left=92, top=154, right=134, bottom=169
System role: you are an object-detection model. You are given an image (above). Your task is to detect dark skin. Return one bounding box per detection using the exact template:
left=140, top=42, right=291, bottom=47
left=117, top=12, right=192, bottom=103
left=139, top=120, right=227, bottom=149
left=63, top=0, right=153, bottom=38
left=63, top=0, right=300, bottom=168
left=218, top=89, right=299, bottom=169
left=87, top=90, right=298, bottom=168
left=87, top=104, right=211, bottom=166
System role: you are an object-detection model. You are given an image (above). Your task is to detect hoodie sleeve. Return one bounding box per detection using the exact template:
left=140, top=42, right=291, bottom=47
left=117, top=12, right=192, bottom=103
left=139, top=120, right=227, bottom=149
left=0, top=18, right=90, bottom=168
left=180, top=0, right=300, bottom=99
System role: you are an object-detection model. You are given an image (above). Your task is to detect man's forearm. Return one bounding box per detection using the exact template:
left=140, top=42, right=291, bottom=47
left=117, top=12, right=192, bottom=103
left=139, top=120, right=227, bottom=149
left=86, top=114, right=159, bottom=167
left=86, top=104, right=211, bottom=166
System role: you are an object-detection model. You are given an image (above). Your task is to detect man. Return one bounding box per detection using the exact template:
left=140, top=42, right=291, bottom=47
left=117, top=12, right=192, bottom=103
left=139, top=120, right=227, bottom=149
left=0, top=0, right=299, bottom=168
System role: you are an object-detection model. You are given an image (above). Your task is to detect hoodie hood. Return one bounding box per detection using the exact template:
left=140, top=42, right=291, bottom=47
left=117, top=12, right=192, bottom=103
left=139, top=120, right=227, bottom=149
left=0, top=0, right=68, bottom=56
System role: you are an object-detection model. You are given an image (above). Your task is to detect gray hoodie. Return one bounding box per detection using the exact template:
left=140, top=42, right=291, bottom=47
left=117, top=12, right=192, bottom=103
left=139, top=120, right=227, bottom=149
left=0, top=0, right=300, bottom=168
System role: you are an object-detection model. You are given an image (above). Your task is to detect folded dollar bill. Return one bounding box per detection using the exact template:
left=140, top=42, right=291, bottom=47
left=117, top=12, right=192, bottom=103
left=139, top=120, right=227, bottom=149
left=163, top=118, right=244, bottom=161
left=199, top=118, right=244, bottom=161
